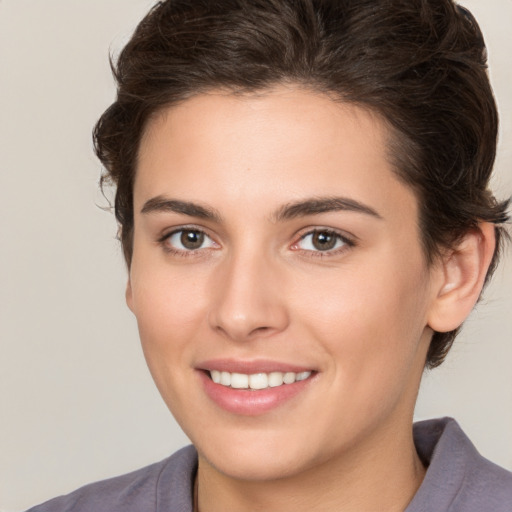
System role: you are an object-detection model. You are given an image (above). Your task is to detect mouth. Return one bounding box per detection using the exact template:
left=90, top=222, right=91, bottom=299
left=197, top=360, right=317, bottom=415
left=208, top=370, right=312, bottom=390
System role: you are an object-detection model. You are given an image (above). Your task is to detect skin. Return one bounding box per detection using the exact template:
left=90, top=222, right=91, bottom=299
left=126, top=86, right=494, bottom=512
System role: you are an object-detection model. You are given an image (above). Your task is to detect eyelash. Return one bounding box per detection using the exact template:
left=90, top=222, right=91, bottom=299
left=158, top=227, right=218, bottom=257
left=158, top=227, right=355, bottom=258
left=291, top=229, right=355, bottom=258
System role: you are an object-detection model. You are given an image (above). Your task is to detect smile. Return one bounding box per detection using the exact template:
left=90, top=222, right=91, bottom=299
left=199, top=362, right=317, bottom=415
left=209, top=370, right=312, bottom=390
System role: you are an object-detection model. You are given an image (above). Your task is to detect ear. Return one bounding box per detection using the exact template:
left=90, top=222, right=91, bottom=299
left=126, top=278, right=134, bottom=313
left=427, top=222, right=496, bottom=333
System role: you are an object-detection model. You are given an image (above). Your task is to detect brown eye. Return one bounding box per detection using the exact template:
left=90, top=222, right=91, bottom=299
left=295, top=229, right=349, bottom=253
left=180, top=230, right=204, bottom=249
left=311, top=231, right=337, bottom=251
left=164, top=229, right=216, bottom=252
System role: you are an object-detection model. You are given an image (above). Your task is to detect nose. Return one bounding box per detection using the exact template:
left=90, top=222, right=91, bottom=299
left=208, top=250, right=289, bottom=342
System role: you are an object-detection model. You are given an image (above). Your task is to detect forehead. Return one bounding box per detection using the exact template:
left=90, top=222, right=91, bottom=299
left=135, top=86, right=418, bottom=223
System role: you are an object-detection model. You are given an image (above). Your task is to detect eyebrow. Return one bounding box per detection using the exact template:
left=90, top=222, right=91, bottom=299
left=141, top=196, right=222, bottom=222
left=271, top=197, right=382, bottom=222
left=140, top=195, right=382, bottom=223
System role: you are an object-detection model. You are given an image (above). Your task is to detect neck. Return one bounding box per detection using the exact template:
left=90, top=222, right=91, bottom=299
left=195, top=420, right=426, bottom=512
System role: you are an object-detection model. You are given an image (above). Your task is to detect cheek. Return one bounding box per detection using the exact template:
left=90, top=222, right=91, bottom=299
left=129, top=262, right=210, bottom=373
left=294, top=252, right=430, bottom=372
left=291, top=261, right=431, bottom=439
left=129, top=268, right=211, bottom=426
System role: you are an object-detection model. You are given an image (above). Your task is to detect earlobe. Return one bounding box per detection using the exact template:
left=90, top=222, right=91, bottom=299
left=427, top=223, right=496, bottom=333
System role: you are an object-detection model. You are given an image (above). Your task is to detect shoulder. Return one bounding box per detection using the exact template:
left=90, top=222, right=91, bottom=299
left=408, top=417, right=512, bottom=512
left=25, top=445, right=197, bottom=512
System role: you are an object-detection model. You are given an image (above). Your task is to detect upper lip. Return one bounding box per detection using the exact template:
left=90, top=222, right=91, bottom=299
left=196, top=358, right=315, bottom=374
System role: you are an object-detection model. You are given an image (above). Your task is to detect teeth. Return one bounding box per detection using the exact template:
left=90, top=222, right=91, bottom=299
left=231, top=373, right=249, bottom=389
left=283, top=372, right=296, bottom=384
left=296, top=371, right=310, bottom=381
left=220, top=371, right=231, bottom=386
left=249, top=373, right=268, bottom=390
left=209, top=370, right=312, bottom=389
left=268, top=372, right=284, bottom=387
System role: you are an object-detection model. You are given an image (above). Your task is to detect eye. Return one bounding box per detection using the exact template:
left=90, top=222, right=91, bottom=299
left=163, top=228, right=217, bottom=252
left=294, top=229, right=351, bottom=253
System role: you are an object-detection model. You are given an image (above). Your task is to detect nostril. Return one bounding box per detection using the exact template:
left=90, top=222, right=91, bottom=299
left=252, top=326, right=271, bottom=334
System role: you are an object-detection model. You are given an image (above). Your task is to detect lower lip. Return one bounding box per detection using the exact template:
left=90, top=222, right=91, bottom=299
left=198, top=371, right=314, bottom=416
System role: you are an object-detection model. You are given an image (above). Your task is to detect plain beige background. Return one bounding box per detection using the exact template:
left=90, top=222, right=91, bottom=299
left=0, top=1, right=510, bottom=510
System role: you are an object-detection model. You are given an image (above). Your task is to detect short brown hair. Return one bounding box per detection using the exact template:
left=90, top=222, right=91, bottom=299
left=94, top=0, right=509, bottom=368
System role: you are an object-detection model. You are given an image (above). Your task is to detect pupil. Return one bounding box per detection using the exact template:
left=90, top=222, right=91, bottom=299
left=313, top=231, right=336, bottom=251
left=181, top=230, right=204, bottom=249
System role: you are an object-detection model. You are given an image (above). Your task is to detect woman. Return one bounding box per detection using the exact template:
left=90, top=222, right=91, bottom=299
left=27, top=0, right=511, bottom=510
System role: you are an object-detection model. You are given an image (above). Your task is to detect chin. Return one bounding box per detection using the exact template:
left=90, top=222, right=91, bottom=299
left=193, top=425, right=326, bottom=482
left=199, top=445, right=313, bottom=482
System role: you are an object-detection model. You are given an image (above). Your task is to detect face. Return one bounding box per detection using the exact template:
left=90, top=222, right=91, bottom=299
left=128, top=87, right=437, bottom=481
